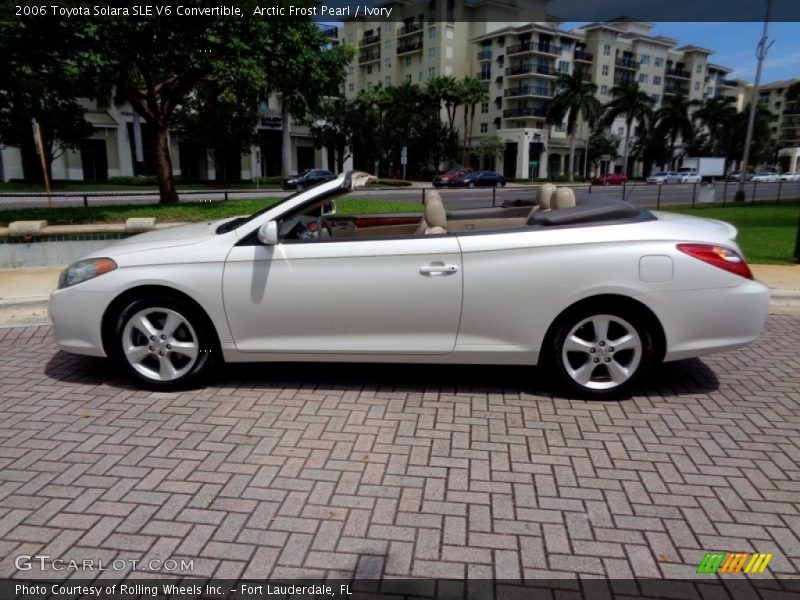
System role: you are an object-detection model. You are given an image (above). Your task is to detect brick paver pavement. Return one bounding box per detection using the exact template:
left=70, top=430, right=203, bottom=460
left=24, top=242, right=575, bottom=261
left=0, top=316, right=798, bottom=581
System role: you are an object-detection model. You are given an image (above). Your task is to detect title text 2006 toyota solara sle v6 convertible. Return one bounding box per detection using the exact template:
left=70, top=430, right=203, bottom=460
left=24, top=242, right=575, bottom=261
left=49, top=172, right=769, bottom=399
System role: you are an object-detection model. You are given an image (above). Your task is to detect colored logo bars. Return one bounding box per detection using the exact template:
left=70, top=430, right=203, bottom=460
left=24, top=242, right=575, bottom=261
left=697, top=552, right=773, bottom=574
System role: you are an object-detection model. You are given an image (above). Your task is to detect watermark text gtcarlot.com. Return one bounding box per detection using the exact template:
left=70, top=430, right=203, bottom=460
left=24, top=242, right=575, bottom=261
left=15, top=554, right=194, bottom=572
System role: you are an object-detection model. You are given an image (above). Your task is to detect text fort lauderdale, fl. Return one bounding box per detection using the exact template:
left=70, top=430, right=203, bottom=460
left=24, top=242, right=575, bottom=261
left=253, top=5, right=393, bottom=18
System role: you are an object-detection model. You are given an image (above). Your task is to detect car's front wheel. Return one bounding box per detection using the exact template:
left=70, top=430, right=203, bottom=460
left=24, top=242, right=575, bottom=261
left=547, top=305, right=655, bottom=399
left=111, top=297, right=218, bottom=390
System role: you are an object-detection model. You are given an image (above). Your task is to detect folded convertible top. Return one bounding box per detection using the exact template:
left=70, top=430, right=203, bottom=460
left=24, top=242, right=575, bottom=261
left=528, top=199, right=641, bottom=226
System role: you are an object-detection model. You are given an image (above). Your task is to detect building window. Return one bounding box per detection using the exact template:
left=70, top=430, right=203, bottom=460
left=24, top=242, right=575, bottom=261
left=385, top=40, right=392, bottom=50
left=694, top=81, right=700, bottom=90
left=385, top=58, right=391, bottom=68
left=602, top=65, right=609, bottom=76
left=655, top=57, right=664, bottom=67
left=696, top=64, right=702, bottom=73
left=601, top=84, right=608, bottom=96
left=429, top=48, right=436, bottom=59
left=406, top=74, right=412, bottom=82
left=558, top=61, right=569, bottom=73
left=429, top=27, right=436, bottom=39
left=653, top=75, right=662, bottom=85
left=651, top=93, right=660, bottom=102
left=481, top=102, right=489, bottom=114
left=385, top=76, right=391, bottom=85
left=428, top=67, right=435, bottom=77
left=603, top=44, right=611, bottom=56
left=367, top=82, right=373, bottom=90
left=554, top=122, right=566, bottom=132
left=618, top=127, right=624, bottom=136
left=405, top=57, right=412, bottom=67
left=348, top=66, right=354, bottom=75
left=639, top=73, right=648, bottom=84
left=349, top=83, right=354, bottom=92
left=366, top=65, right=372, bottom=75
left=480, top=123, right=488, bottom=133
left=640, top=54, right=650, bottom=65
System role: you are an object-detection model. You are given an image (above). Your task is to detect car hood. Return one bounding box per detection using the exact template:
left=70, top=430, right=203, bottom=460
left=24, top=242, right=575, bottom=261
left=95, top=220, right=228, bottom=256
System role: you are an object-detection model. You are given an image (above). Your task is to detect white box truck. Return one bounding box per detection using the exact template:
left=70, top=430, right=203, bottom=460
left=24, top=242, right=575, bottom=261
left=678, top=157, right=726, bottom=181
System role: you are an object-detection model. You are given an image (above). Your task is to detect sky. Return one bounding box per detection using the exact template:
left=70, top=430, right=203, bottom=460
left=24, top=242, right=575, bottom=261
left=565, top=22, right=800, bottom=83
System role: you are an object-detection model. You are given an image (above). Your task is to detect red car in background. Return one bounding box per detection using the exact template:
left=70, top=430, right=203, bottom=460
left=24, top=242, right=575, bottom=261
left=591, top=173, right=627, bottom=185
left=433, top=167, right=473, bottom=187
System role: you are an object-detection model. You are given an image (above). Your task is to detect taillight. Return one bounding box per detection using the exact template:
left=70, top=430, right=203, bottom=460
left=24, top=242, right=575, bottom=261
left=677, top=243, right=753, bottom=280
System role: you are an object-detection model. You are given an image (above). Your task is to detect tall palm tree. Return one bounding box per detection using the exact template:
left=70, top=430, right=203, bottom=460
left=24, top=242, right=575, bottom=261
left=655, top=94, right=696, bottom=170
left=459, top=76, right=489, bottom=166
left=425, top=75, right=461, bottom=131
left=545, top=67, right=602, bottom=182
left=603, top=82, right=655, bottom=177
left=691, top=96, right=737, bottom=156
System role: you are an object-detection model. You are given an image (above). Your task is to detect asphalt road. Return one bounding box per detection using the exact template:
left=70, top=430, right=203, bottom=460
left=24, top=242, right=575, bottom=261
left=1, top=181, right=799, bottom=212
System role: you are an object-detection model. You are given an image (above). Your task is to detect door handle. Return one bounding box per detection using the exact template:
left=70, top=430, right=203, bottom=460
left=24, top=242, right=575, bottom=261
left=419, top=264, right=458, bottom=275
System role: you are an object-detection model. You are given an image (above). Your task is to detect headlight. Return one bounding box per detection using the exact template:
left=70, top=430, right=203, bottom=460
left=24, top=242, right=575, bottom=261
left=58, top=258, right=117, bottom=289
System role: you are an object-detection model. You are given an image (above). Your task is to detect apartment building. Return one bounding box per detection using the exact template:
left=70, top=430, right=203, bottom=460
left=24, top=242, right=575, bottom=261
left=343, top=5, right=769, bottom=179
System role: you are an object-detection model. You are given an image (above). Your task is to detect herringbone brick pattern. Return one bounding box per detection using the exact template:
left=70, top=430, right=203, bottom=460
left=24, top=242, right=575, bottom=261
left=0, top=316, right=798, bottom=579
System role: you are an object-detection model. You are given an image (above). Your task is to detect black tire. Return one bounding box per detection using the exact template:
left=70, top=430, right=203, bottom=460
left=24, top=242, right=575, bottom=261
left=545, top=302, right=656, bottom=400
left=111, top=296, right=219, bottom=390
left=501, top=181, right=506, bottom=187
left=296, top=184, right=304, bottom=191
left=468, top=182, right=475, bottom=188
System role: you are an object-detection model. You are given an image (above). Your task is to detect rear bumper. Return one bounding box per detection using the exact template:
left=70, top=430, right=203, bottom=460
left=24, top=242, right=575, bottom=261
left=654, top=279, right=770, bottom=362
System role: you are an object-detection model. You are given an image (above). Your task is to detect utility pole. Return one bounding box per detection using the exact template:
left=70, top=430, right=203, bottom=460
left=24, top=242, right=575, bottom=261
left=734, top=0, right=773, bottom=202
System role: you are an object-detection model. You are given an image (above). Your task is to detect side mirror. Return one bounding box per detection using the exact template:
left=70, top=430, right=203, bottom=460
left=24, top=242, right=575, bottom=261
left=257, top=221, right=279, bottom=245
left=321, top=200, right=336, bottom=216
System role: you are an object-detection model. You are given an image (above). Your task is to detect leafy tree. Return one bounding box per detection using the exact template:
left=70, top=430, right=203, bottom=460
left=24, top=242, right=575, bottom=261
left=691, top=96, right=737, bottom=155
left=425, top=76, right=462, bottom=131
left=631, top=112, right=671, bottom=177
left=261, top=22, right=354, bottom=176
left=0, top=19, right=95, bottom=182
left=721, top=103, right=776, bottom=168
left=603, top=82, right=655, bottom=177
left=655, top=94, right=696, bottom=169
left=309, top=96, right=359, bottom=174
left=587, top=129, right=621, bottom=173
left=459, top=76, right=488, bottom=166
left=545, top=67, right=602, bottom=182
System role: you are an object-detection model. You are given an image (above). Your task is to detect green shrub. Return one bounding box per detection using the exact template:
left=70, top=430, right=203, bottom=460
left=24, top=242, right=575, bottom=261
left=253, top=176, right=286, bottom=186
left=371, top=178, right=413, bottom=187
left=107, top=175, right=159, bottom=186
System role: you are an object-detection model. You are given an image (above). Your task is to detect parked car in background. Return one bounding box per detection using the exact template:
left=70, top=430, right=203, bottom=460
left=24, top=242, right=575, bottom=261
left=452, top=170, right=507, bottom=188
left=751, top=171, right=780, bottom=182
left=48, top=171, right=769, bottom=400
left=283, top=169, right=336, bottom=190
left=647, top=172, right=682, bottom=185
left=433, top=167, right=473, bottom=187
left=680, top=173, right=702, bottom=184
left=726, top=170, right=754, bottom=182
left=779, top=171, right=800, bottom=182
left=591, top=173, right=627, bottom=185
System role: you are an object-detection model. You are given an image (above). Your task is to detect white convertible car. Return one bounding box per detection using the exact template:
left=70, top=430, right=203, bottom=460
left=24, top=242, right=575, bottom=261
left=49, top=171, right=769, bottom=399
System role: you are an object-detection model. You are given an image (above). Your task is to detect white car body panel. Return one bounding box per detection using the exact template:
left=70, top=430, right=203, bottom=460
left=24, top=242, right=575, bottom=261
left=49, top=172, right=769, bottom=374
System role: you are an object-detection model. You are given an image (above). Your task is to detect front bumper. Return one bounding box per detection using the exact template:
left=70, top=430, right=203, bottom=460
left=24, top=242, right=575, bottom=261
left=48, top=287, right=112, bottom=357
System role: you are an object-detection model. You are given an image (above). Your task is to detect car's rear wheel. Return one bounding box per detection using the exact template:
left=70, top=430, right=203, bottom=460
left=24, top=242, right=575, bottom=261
left=296, top=184, right=304, bottom=191
left=547, top=305, right=655, bottom=399
left=112, top=297, right=218, bottom=390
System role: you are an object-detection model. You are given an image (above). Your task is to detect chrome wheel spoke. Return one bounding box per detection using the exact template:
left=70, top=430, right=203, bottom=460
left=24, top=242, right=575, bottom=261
left=158, top=356, right=178, bottom=380
left=591, top=316, right=611, bottom=342
left=611, top=333, right=637, bottom=352
left=571, top=362, right=596, bottom=385
left=170, top=340, right=198, bottom=361
left=161, top=312, right=182, bottom=337
left=131, top=314, right=158, bottom=338
left=564, top=335, right=594, bottom=354
left=607, top=360, right=631, bottom=384
left=125, top=344, right=150, bottom=364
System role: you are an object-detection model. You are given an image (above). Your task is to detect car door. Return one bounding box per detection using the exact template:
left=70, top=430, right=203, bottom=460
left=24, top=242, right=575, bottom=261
left=222, top=234, right=463, bottom=354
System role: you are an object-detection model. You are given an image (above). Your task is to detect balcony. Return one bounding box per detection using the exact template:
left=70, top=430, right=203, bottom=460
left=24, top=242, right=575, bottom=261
left=397, top=39, right=423, bottom=55
left=506, top=41, right=562, bottom=56
left=782, top=106, right=800, bottom=115
left=477, top=49, right=492, bottom=61
left=504, top=86, right=553, bottom=99
left=358, top=49, right=381, bottom=64
left=665, top=68, right=691, bottom=79
left=505, top=64, right=557, bottom=78
left=359, top=33, right=381, bottom=47
left=503, top=106, right=547, bottom=119
left=664, top=84, right=689, bottom=96
left=613, top=73, right=635, bottom=85
left=574, top=50, right=594, bottom=62
left=615, top=57, right=638, bottom=70
left=476, top=71, right=492, bottom=81
left=398, top=22, right=423, bottom=37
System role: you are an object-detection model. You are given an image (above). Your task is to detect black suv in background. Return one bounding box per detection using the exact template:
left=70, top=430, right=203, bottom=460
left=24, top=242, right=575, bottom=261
left=283, top=169, right=336, bottom=190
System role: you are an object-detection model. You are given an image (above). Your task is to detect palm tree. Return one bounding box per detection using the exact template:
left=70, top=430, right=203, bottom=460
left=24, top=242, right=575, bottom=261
left=425, top=75, right=461, bottom=131
left=603, top=82, right=655, bottom=177
left=691, top=96, right=736, bottom=156
left=459, top=76, right=489, bottom=166
left=655, top=94, right=696, bottom=170
left=545, top=67, right=602, bottom=182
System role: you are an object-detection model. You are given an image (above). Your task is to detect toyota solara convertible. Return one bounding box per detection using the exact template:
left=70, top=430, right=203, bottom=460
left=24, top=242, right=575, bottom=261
left=49, top=171, right=769, bottom=399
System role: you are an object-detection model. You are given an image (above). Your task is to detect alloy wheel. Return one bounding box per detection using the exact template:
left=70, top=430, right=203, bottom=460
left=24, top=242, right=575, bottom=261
left=121, top=307, right=199, bottom=382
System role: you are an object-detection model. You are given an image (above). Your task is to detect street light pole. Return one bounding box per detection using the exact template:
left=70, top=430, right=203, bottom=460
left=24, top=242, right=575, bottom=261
left=734, top=0, right=773, bottom=202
